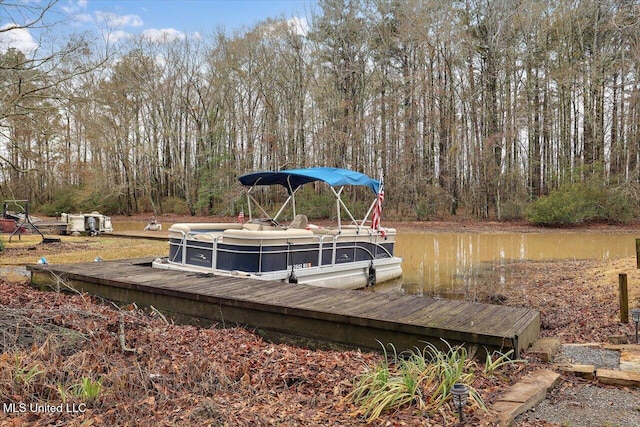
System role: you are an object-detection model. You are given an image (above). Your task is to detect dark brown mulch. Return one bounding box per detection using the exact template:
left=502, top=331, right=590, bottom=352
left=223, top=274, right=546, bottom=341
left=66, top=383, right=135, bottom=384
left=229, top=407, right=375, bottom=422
left=0, top=277, right=539, bottom=426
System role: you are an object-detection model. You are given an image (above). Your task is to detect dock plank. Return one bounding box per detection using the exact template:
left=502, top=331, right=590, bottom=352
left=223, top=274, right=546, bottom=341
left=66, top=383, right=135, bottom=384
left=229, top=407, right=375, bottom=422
left=27, top=261, right=540, bottom=356
left=328, top=293, right=395, bottom=317
left=226, top=285, right=300, bottom=305
left=483, top=307, right=539, bottom=335
left=273, top=291, right=358, bottom=318
left=365, top=296, right=439, bottom=322
left=402, top=300, right=468, bottom=326
left=446, top=303, right=503, bottom=331
left=395, top=300, right=452, bottom=325
left=177, top=277, right=261, bottom=295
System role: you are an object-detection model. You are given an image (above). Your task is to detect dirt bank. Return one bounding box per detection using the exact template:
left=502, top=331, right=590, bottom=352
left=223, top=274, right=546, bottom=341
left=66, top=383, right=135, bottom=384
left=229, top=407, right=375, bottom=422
left=115, top=213, right=640, bottom=232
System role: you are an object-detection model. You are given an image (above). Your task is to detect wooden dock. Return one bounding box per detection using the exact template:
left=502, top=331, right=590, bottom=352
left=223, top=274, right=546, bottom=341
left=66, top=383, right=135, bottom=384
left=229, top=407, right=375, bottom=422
left=28, top=259, right=540, bottom=357
left=110, top=230, right=168, bottom=240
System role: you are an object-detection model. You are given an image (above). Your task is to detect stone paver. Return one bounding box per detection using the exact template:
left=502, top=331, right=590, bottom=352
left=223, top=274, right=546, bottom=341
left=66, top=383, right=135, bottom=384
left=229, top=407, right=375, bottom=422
left=620, top=348, right=640, bottom=373
left=487, top=339, right=640, bottom=426
left=597, top=368, right=640, bottom=386
left=526, top=337, right=561, bottom=362
left=489, top=369, right=560, bottom=426
left=557, top=363, right=595, bottom=380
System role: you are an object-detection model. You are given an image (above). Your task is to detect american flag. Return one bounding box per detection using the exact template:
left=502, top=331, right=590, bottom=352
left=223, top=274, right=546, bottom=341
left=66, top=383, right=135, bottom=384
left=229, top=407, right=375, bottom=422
left=371, top=187, right=384, bottom=232
left=237, top=210, right=244, bottom=223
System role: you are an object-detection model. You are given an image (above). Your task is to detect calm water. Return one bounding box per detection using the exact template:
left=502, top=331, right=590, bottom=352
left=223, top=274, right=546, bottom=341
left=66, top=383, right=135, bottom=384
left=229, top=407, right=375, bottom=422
left=396, top=232, right=638, bottom=296
left=114, top=220, right=637, bottom=296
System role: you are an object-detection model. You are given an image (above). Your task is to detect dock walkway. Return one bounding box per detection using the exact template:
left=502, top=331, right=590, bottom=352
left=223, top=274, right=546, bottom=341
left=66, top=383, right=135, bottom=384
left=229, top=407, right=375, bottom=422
left=28, top=259, right=540, bottom=356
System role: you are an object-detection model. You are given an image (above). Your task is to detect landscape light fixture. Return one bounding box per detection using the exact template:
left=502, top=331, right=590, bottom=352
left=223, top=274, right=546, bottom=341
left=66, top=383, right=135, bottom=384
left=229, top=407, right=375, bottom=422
left=451, top=383, right=469, bottom=423
left=630, top=308, right=640, bottom=344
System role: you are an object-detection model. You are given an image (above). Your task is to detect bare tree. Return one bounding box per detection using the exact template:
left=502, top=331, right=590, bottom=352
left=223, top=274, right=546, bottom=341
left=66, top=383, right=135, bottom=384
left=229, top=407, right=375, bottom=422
left=0, top=0, right=104, bottom=202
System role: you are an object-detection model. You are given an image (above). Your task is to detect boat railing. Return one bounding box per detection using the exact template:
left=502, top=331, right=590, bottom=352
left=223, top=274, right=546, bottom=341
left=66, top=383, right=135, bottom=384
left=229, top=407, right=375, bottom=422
left=168, top=228, right=188, bottom=265
left=333, top=233, right=394, bottom=260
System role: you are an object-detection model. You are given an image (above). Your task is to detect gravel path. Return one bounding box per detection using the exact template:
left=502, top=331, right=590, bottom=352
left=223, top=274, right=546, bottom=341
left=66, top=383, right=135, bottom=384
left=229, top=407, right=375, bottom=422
left=557, top=345, right=620, bottom=369
left=517, top=383, right=640, bottom=426
left=516, top=345, right=640, bottom=426
left=0, top=266, right=30, bottom=277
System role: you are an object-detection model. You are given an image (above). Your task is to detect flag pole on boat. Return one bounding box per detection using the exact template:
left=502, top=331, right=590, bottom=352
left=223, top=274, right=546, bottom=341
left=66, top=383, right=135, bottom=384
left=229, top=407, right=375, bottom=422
left=371, top=171, right=385, bottom=236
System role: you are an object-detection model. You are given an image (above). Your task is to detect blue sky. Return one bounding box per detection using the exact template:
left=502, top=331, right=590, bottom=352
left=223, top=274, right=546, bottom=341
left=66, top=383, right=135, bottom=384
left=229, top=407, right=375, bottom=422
left=1, top=0, right=318, bottom=52
left=75, top=0, right=317, bottom=33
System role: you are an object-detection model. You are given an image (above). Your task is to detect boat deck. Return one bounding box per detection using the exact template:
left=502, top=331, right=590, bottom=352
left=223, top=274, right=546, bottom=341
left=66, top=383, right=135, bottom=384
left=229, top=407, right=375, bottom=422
left=28, top=258, right=540, bottom=357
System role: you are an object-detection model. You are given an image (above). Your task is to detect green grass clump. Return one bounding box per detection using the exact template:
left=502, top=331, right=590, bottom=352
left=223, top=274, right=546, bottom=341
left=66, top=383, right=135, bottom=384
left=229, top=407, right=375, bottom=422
left=346, top=340, right=486, bottom=423
left=484, top=349, right=527, bottom=376
left=59, top=377, right=102, bottom=402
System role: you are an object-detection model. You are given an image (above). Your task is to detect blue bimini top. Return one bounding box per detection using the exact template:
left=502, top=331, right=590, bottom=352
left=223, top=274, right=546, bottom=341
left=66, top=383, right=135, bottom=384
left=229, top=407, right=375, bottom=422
left=239, top=167, right=380, bottom=194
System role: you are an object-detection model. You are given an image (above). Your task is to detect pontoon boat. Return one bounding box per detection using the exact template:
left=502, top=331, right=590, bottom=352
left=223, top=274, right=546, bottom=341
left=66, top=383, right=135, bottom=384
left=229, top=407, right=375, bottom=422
left=59, top=212, right=113, bottom=235
left=152, top=168, right=403, bottom=289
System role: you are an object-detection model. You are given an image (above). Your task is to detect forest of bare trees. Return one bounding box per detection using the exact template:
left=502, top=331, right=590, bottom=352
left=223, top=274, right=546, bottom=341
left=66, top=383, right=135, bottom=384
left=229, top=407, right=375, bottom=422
left=2, top=0, right=640, bottom=223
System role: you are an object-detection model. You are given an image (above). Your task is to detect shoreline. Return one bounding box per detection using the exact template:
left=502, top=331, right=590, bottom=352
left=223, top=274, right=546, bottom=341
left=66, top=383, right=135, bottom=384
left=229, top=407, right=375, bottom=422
left=112, top=213, right=640, bottom=234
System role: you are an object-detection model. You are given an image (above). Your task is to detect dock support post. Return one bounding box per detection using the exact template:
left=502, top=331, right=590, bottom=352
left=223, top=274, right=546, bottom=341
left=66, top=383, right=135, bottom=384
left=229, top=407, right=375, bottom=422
left=620, top=273, right=629, bottom=323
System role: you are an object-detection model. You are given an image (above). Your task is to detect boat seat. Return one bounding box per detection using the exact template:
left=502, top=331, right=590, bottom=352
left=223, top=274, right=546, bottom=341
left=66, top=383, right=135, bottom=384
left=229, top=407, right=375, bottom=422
left=242, top=223, right=277, bottom=231
left=192, top=233, right=216, bottom=242
left=222, top=228, right=317, bottom=244
left=289, top=214, right=308, bottom=229
left=309, top=227, right=329, bottom=235
left=169, top=223, right=243, bottom=233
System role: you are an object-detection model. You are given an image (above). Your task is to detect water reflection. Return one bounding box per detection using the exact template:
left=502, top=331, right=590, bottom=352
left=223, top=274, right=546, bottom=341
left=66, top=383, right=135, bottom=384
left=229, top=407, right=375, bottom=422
left=396, top=233, right=637, bottom=297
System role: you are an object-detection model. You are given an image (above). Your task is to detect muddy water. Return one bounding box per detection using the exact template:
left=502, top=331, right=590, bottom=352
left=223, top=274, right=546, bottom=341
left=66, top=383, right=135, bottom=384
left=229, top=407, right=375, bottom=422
left=396, top=232, right=637, bottom=297
left=113, top=220, right=637, bottom=297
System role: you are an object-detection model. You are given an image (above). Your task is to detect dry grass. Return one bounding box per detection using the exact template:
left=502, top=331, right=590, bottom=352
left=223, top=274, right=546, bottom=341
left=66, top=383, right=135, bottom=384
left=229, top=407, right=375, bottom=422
left=0, top=235, right=167, bottom=266
left=493, top=256, right=640, bottom=342
left=585, top=257, right=640, bottom=305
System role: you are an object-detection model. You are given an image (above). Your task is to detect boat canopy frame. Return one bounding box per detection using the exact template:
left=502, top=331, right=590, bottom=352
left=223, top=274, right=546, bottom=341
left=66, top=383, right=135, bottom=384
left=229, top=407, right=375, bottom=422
left=239, top=167, right=383, bottom=233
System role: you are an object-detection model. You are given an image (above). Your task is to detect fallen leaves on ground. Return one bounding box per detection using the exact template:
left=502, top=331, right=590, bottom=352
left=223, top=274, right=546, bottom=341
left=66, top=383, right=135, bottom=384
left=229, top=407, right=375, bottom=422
left=497, top=257, right=640, bottom=343
left=0, top=278, right=529, bottom=426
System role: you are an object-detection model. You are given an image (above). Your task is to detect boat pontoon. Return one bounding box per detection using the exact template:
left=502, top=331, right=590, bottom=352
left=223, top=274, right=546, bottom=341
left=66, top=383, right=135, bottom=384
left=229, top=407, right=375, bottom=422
left=152, top=167, right=403, bottom=289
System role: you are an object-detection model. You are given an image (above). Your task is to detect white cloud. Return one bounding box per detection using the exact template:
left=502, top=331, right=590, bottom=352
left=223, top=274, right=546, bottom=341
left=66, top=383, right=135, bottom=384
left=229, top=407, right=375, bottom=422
left=95, top=11, right=143, bottom=28
left=74, top=13, right=94, bottom=24
left=64, top=3, right=142, bottom=29
left=287, top=17, right=309, bottom=36
left=62, top=0, right=88, bottom=15
left=105, top=30, right=133, bottom=44
left=62, top=3, right=79, bottom=14
left=141, top=28, right=186, bottom=43
left=0, top=24, right=38, bottom=53
left=62, top=1, right=92, bottom=28
left=261, top=16, right=309, bottom=38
